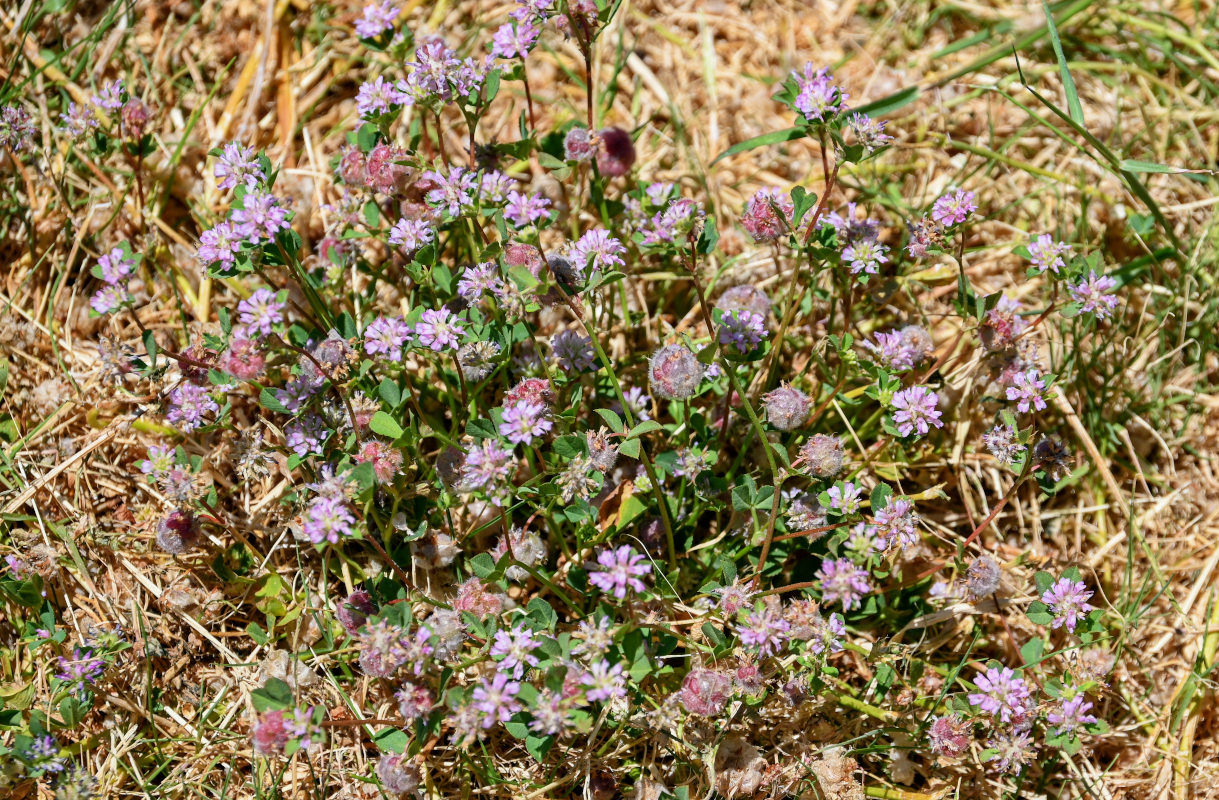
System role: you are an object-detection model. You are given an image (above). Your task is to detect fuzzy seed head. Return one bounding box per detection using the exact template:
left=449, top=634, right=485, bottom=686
left=648, top=344, right=703, bottom=400
left=763, top=384, right=811, bottom=431
left=799, top=434, right=844, bottom=478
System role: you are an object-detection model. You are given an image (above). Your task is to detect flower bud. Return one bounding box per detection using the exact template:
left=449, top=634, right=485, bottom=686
left=596, top=127, right=636, bottom=176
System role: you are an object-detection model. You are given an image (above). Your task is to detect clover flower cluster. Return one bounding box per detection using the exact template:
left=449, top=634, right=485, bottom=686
left=0, top=4, right=1141, bottom=795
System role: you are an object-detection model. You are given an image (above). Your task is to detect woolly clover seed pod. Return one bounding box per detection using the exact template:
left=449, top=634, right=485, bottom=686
left=564, top=126, right=595, bottom=162
left=596, top=126, right=636, bottom=176
left=376, top=754, right=421, bottom=795
left=648, top=344, right=703, bottom=400
left=586, top=428, right=619, bottom=473
left=336, top=590, right=377, bottom=635
left=799, top=434, right=844, bottom=478
left=964, top=555, right=1001, bottom=602
left=899, top=324, right=934, bottom=363
left=763, top=384, right=811, bottom=431
left=503, top=376, right=554, bottom=408
left=156, top=510, right=200, bottom=555
left=715, top=284, right=772, bottom=321
left=678, top=668, right=733, bottom=717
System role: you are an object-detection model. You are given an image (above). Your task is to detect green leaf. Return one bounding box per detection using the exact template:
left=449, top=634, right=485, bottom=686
left=251, top=678, right=294, bottom=712
left=373, top=727, right=409, bottom=753
left=469, top=552, right=499, bottom=580
left=851, top=86, right=920, bottom=118
left=712, top=126, right=808, bottom=165
left=526, top=598, right=557, bottom=631
left=595, top=408, right=625, bottom=433
left=142, top=329, right=158, bottom=369
left=1042, top=0, right=1083, bottom=125
left=258, top=387, right=289, bottom=415
left=1033, top=571, right=1055, bottom=595
left=1026, top=600, right=1054, bottom=626
left=626, top=420, right=662, bottom=439
left=701, top=621, right=729, bottom=649
left=618, top=438, right=640, bottom=459
left=377, top=378, right=402, bottom=409
left=369, top=411, right=404, bottom=439
left=525, top=733, right=554, bottom=761
left=869, top=483, right=893, bottom=511
left=1019, top=636, right=1046, bottom=667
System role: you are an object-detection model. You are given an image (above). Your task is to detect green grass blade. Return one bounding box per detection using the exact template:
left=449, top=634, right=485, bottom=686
left=1042, top=0, right=1085, bottom=125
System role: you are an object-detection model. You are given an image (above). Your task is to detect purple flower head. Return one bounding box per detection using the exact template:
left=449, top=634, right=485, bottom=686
left=569, top=228, right=626, bottom=273
left=354, top=0, right=399, bottom=38
left=820, top=481, right=863, bottom=515
left=91, top=284, right=132, bottom=315
left=424, top=167, right=478, bottom=217
left=967, top=666, right=1033, bottom=724
left=891, top=385, right=943, bottom=437
left=1046, top=694, right=1098, bottom=736
left=490, top=627, right=541, bottom=678
left=231, top=191, right=291, bottom=243
left=817, top=558, right=872, bottom=611
left=237, top=288, right=285, bottom=337
left=167, top=383, right=219, bottom=432
left=140, top=445, right=175, bottom=478
left=982, top=423, right=1025, bottom=466
left=498, top=400, right=552, bottom=446
left=841, top=239, right=889, bottom=276
left=303, top=495, right=356, bottom=544
left=198, top=221, right=242, bottom=269
left=491, top=18, right=540, bottom=59
left=414, top=306, right=465, bottom=351
left=931, top=190, right=977, bottom=226
left=809, top=612, right=847, bottom=655
left=92, top=79, right=124, bottom=110
left=460, top=438, right=515, bottom=499
left=551, top=330, right=595, bottom=372
left=97, top=247, right=136, bottom=285
left=215, top=142, right=264, bottom=190
left=1069, top=271, right=1120, bottom=319
left=581, top=658, right=627, bottom=703
left=986, top=729, right=1035, bottom=774
left=1005, top=369, right=1048, bottom=413
left=357, top=75, right=407, bottom=118
left=718, top=309, right=768, bottom=354
left=388, top=217, right=434, bottom=254
left=820, top=201, right=880, bottom=247
left=1027, top=234, right=1072, bottom=274
left=56, top=646, right=106, bottom=690
left=504, top=190, right=553, bottom=227
left=847, top=112, right=893, bottom=152
left=874, top=497, right=919, bottom=550
left=471, top=672, right=522, bottom=727
left=457, top=262, right=503, bottom=303
left=791, top=63, right=847, bottom=122
left=60, top=102, right=98, bottom=138
left=588, top=545, right=651, bottom=598
left=736, top=604, right=791, bottom=657
left=284, top=706, right=325, bottom=751
left=865, top=330, right=915, bottom=372
left=364, top=315, right=412, bottom=361
left=286, top=414, right=328, bottom=457
left=1041, top=578, right=1095, bottom=633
